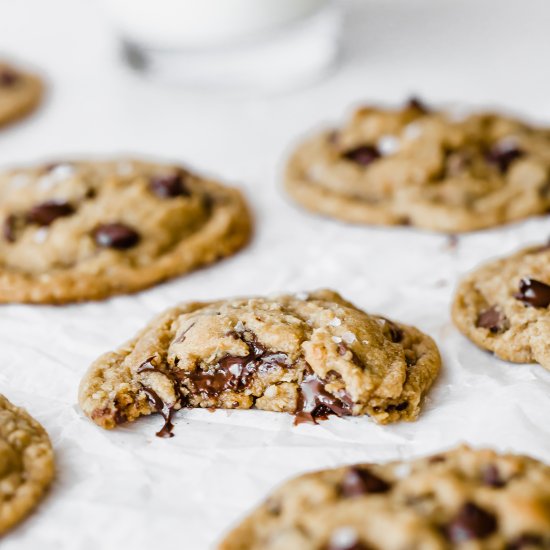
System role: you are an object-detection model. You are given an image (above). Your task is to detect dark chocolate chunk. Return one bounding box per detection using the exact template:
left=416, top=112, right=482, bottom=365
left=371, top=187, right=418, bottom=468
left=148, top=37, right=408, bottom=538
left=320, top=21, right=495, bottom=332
left=342, top=145, right=381, bottom=167
left=3, top=214, right=17, bottom=243
left=485, top=141, right=525, bottom=173
left=515, top=277, right=550, bottom=308
left=188, top=330, right=288, bottom=398
left=150, top=172, right=191, bottom=198
left=476, top=305, right=507, bottom=333
left=337, top=343, right=348, bottom=356
left=113, top=409, right=128, bottom=425
left=379, top=318, right=403, bottom=343
left=27, top=200, right=75, bottom=226
left=482, top=464, right=506, bottom=488
left=141, top=386, right=175, bottom=438
left=0, top=68, right=19, bottom=86
left=385, top=401, right=409, bottom=413
left=93, top=223, right=140, bottom=249
left=340, top=467, right=391, bottom=497
left=189, top=357, right=244, bottom=397
left=445, top=502, right=497, bottom=542
left=137, top=357, right=184, bottom=438
left=294, top=371, right=353, bottom=425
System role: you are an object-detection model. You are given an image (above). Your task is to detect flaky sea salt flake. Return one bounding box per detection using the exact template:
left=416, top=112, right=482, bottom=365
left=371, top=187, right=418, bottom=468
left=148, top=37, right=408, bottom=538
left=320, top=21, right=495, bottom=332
left=342, top=331, right=356, bottom=344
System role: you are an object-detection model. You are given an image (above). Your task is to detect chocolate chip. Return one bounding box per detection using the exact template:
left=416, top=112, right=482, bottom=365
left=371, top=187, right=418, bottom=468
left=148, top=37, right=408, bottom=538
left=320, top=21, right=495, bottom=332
left=294, top=371, right=353, bottom=425
left=379, top=318, right=403, bottom=343
left=42, top=162, right=61, bottom=173
left=506, top=534, right=545, bottom=549
left=407, top=96, right=430, bottom=114
left=476, top=305, right=507, bottom=333
left=93, top=223, right=140, bottom=249
left=188, top=331, right=288, bottom=398
left=113, top=409, right=128, bottom=425
left=190, top=358, right=246, bottom=396
left=141, top=386, right=175, bottom=438
left=0, top=68, right=19, bottom=86
left=150, top=172, right=190, bottom=198
left=337, top=343, right=348, bottom=356
left=514, top=277, right=550, bottom=308
left=445, top=502, right=497, bottom=542
left=340, top=467, right=391, bottom=497
left=485, top=142, right=524, bottom=173
left=385, top=401, right=409, bottom=413
left=482, top=464, right=506, bottom=488
left=27, top=200, right=75, bottom=226
left=342, top=145, right=381, bottom=167
left=3, top=215, right=17, bottom=243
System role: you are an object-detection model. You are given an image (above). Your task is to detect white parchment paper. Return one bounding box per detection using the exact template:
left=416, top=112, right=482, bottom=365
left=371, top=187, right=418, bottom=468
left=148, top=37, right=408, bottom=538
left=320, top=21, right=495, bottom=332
left=2, top=0, right=550, bottom=548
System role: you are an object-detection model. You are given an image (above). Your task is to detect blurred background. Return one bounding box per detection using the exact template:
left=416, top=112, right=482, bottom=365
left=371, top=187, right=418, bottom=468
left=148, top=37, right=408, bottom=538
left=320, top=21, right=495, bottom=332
left=2, top=0, right=550, bottom=176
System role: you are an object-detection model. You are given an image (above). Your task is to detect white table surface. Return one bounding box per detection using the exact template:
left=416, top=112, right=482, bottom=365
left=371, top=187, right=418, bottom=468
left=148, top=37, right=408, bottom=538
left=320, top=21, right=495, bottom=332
left=1, top=0, right=550, bottom=548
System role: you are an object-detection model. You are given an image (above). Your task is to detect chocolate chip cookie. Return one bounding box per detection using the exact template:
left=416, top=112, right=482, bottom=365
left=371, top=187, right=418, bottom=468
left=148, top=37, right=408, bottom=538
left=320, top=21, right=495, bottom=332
left=0, top=62, right=43, bottom=128
left=0, top=394, right=54, bottom=536
left=452, top=242, right=550, bottom=370
left=0, top=159, right=252, bottom=303
left=219, top=446, right=550, bottom=549
left=285, top=98, right=550, bottom=232
left=78, top=289, right=441, bottom=435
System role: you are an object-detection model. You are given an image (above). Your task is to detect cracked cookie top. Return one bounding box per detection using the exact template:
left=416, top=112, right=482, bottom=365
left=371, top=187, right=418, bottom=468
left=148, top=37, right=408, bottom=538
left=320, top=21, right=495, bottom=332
left=219, top=446, right=550, bottom=550
left=285, top=98, right=550, bottom=232
left=0, top=159, right=252, bottom=303
left=0, top=62, right=43, bottom=128
left=0, top=394, right=54, bottom=536
left=452, top=242, right=550, bottom=370
left=78, top=289, right=441, bottom=436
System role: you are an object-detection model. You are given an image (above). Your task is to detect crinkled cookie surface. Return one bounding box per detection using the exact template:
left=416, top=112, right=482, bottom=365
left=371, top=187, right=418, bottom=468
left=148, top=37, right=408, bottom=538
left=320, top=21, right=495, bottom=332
left=0, top=394, right=54, bottom=536
left=453, top=242, right=550, bottom=370
left=0, top=159, right=252, bottom=303
left=219, top=446, right=550, bottom=550
left=285, top=98, right=550, bottom=232
left=79, top=290, right=441, bottom=434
